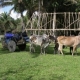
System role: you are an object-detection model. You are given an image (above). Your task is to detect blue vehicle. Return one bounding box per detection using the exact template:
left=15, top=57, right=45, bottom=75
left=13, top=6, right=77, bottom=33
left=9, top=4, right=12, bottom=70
left=1, top=31, right=30, bottom=52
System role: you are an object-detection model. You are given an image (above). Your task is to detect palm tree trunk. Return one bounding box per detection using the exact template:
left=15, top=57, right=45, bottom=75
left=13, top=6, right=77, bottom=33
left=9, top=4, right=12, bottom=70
left=3, top=25, right=6, bottom=34
left=21, top=12, right=25, bottom=32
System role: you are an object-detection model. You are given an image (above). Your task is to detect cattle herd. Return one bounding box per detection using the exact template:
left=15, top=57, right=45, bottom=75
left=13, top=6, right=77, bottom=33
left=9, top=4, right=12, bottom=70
left=29, top=33, right=80, bottom=56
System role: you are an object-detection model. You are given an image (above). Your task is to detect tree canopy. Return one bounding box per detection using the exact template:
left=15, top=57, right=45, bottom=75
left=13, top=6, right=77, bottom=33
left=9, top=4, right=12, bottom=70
left=0, top=0, right=80, bottom=34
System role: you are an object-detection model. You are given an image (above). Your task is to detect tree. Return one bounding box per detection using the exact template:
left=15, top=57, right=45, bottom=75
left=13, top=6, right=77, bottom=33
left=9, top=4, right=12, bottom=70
left=0, top=0, right=80, bottom=32
left=0, top=12, right=16, bottom=34
left=0, top=0, right=26, bottom=29
left=42, top=0, right=78, bottom=12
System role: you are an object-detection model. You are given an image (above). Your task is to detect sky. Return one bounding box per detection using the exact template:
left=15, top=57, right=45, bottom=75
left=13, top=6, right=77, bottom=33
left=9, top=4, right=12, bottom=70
left=0, top=6, right=27, bottom=19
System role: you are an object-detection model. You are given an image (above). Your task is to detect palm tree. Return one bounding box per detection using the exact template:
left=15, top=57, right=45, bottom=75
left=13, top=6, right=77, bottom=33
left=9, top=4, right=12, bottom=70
left=0, top=0, right=46, bottom=31
left=0, top=0, right=26, bottom=29
left=0, top=12, right=16, bottom=34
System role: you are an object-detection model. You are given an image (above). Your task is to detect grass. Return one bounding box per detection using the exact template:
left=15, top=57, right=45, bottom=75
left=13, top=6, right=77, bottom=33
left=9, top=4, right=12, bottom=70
left=0, top=43, right=80, bottom=80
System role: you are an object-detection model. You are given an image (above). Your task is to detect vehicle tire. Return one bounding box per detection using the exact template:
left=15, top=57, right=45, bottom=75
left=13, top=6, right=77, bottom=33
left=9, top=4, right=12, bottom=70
left=18, top=43, right=26, bottom=51
left=7, top=40, right=16, bottom=52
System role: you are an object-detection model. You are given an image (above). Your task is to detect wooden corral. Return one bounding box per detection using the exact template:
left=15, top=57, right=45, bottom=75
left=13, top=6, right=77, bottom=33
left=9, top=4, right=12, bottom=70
left=25, top=12, right=80, bottom=36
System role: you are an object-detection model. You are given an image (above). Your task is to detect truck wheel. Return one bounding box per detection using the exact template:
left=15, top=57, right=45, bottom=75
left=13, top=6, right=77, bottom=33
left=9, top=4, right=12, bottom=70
left=18, top=44, right=26, bottom=51
left=8, top=40, right=16, bottom=52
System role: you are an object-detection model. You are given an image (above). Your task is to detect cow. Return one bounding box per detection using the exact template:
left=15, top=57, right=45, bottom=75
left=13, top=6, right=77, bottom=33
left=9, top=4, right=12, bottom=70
left=57, top=35, right=80, bottom=55
left=49, top=35, right=74, bottom=55
left=29, top=34, right=50, bottom=54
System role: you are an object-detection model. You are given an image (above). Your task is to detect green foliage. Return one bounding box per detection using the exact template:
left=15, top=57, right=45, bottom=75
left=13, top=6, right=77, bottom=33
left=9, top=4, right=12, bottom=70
left=0, top=12, right=17, bottom=34
left=0, top=0, right=80, bottom=32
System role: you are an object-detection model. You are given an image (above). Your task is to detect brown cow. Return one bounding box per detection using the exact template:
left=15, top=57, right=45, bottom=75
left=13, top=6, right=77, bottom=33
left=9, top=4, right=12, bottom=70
left=49, top=35, right=73, bottom=54
left=57, top=35, right=80, bottom=55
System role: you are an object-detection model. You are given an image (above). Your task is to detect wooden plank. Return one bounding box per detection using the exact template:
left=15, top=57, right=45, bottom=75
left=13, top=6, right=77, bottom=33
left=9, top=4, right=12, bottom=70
left=25, top=29, right=80, bottom=31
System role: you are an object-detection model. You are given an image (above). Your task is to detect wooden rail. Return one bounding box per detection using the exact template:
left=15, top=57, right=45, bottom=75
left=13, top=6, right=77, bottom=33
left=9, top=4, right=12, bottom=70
left=26, top=29, right=80, bottom=31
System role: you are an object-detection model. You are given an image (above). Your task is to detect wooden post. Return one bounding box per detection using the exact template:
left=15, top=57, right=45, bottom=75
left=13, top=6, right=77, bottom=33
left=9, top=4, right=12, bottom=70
left=52, top=12, right=56, bottom=35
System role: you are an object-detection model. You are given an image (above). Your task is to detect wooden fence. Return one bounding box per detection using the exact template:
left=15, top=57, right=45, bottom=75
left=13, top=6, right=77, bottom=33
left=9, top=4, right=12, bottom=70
left=25, top=12, right=80, bottom=35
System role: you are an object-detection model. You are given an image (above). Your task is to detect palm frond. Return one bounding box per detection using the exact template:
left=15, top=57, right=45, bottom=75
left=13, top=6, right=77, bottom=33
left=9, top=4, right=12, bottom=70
left=0, top=2, right=13, bottom=7
left=9, top=7, right=14, bottom=14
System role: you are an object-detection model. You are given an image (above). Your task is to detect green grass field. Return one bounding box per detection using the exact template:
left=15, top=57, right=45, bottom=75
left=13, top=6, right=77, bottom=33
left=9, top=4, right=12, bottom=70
left=0, top=43, right=80, bottom=80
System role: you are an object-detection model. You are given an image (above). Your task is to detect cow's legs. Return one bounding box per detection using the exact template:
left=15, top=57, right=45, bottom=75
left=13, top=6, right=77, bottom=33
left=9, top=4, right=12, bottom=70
left=72, top=46, right=76, bottom=56
left=40, top=47, right=45, bottom=54
left=41, top=47, right=43, bottom=54
left=58, top=44, right=63, bottom=55
left=40, top=46, right=46, bottom=54
left=30, top=44, right=32, bottom=53
left=30, top=44, right=35, bottom=53
left=54, top=43, right=59, bottom=54
left=43, top=48, right=45, bottom=54
left=70, top=47, right=73, bottom=55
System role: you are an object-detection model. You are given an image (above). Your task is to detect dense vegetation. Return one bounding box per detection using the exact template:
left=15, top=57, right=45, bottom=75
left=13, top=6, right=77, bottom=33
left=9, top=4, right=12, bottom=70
left=0, top=0, right=80, bottom=34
